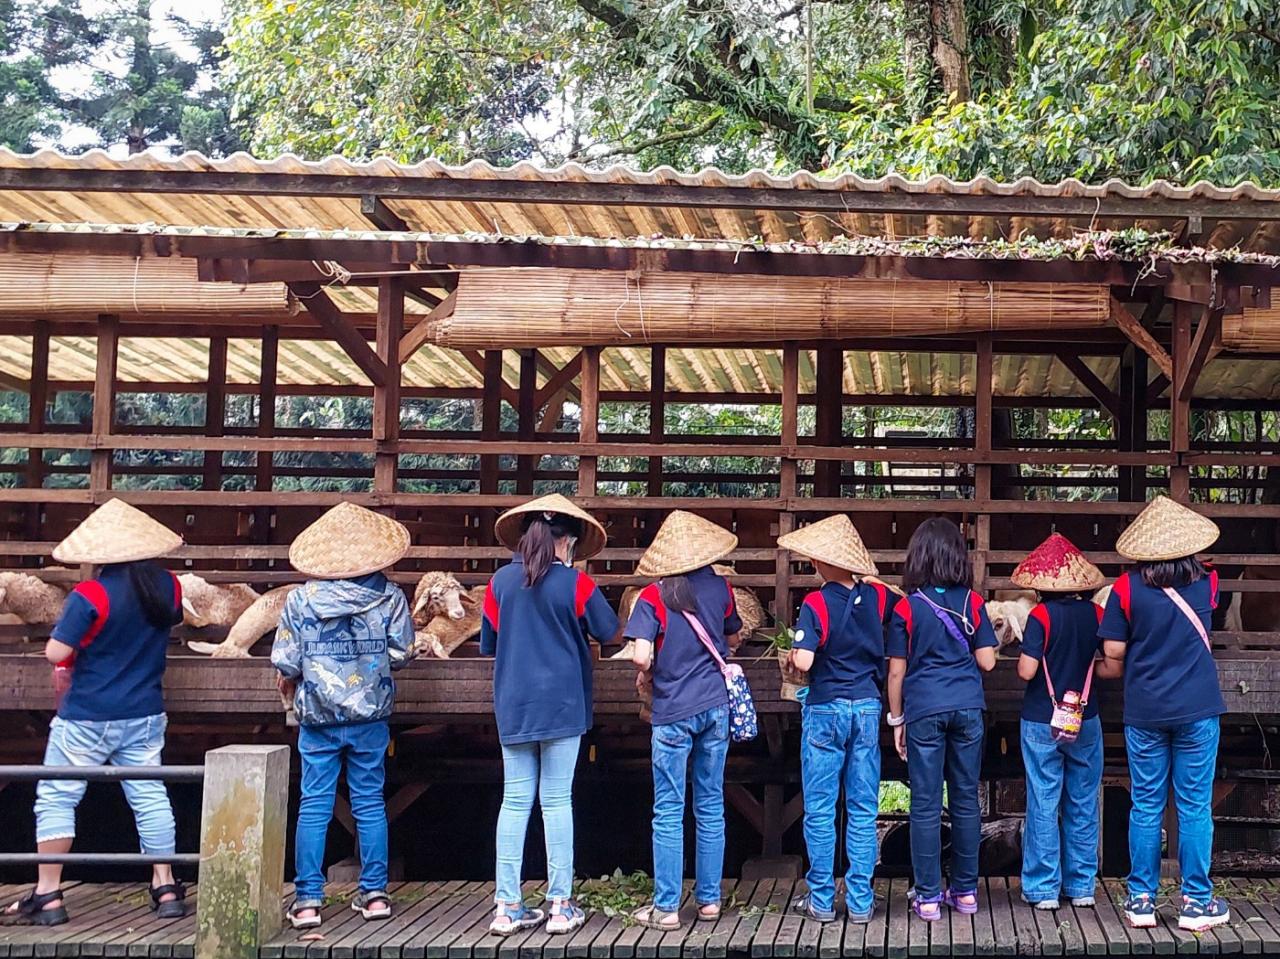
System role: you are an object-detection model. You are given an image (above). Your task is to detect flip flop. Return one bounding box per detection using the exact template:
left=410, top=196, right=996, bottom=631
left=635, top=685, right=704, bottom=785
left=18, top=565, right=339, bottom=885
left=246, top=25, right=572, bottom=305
left=632, top=904, right=683, bottom=931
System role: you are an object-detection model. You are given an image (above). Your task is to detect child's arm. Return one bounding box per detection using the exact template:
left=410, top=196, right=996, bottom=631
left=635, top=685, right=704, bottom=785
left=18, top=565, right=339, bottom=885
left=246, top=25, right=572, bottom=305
left=1095, top=582, right=1130, bottom=680
left=579, top=575, right=620, bottom=645
left=789, top=592, right=825, bottom=673
left=479, top=582, right=498, bottom=657
left=387, top=588, right=415, bottom=670
left=270, top=591, right=303, bottom=681
left=1015, top=604, right=1047, bottom=682
left=969, top=590, right=999, bottom=672
left=886, top=656, right=908, bottom=760
left=1095, top=639, right=1126, bottom=679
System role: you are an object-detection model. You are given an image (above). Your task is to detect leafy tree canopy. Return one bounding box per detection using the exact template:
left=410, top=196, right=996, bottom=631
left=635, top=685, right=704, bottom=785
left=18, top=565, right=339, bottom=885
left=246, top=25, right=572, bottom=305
left=222, top=0, right=1280, bottom=185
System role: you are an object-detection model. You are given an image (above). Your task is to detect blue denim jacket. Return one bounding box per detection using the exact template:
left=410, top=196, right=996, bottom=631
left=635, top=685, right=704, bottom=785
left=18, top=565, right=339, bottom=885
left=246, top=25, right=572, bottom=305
left=270, top=573, right=414, bottom=727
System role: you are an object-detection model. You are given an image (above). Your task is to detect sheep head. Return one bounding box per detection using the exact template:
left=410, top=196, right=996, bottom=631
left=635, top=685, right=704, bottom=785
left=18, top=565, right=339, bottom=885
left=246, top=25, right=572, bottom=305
left=412, top=571, right=474, bottom=626
left=986, top=598, right=1033, bottom=653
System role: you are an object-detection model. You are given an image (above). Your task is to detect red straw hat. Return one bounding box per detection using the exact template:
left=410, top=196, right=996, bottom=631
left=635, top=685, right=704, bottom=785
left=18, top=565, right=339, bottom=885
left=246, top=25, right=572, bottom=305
left=1011, top=532, right=1106, bottom=592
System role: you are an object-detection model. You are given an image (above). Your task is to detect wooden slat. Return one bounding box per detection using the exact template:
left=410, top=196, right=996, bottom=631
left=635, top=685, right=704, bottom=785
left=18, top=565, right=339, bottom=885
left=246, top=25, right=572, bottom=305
left=968, top=880, right=995, bottom=958
left=984, top=879, right=1017, bottom=957
left=885, top=880, right=909, bottom=959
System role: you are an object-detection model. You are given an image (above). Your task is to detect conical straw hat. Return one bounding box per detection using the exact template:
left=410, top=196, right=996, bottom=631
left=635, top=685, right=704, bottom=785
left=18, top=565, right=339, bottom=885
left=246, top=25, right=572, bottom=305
left=1116, top=496, right=1219, bottom=562
left=637, top=511, right=738, bottom=578
left=289, top=502, right=410, bottom=579
left=777, top=514, right=877, bottom=576
left=1011, top=532, right=1105, bottom=591
left=494, top=493, right=607, bottom=560
left=52, top=499, right=183, bottom=565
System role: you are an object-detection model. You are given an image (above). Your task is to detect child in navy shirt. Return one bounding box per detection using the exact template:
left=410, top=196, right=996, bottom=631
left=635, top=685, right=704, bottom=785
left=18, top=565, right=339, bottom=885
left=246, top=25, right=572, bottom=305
left=778, top=515, right=892, bottom=924
left=627, top=511, right=741, bottom=932
left=1010, top=534, right=1106, bottom=911
left=885, top=518, right=997, bottom=922
left=1097, top=496, right=1229, bottom=933
left=482, top=495, right=618, bottom=936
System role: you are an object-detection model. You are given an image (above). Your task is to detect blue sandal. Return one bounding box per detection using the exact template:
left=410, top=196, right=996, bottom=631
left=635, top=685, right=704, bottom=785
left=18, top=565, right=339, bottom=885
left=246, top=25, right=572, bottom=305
left=489, top=902, right=545, bottom=936
left=547, top=899, right=586, bottom=934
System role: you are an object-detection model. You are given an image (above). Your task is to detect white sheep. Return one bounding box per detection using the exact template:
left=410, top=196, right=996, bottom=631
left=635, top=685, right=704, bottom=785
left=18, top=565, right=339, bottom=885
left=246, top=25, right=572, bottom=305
left=178, top=573, right=259, bottom=628
left=187, top=585, right=300, bottom=658
left=0, top=572, right=68, bottom=625
left=411, top=571, right=480, bottom=658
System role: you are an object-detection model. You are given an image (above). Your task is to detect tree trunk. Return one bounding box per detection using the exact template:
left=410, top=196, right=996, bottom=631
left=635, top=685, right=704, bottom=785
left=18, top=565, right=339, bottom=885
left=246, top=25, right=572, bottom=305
left=929, top=0, right=971, bottom=101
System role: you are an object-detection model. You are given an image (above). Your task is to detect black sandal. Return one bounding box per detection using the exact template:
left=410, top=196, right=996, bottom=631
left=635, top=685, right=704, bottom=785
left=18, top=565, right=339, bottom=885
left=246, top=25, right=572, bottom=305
left=1, top=888, right=69, bottom=926
left=149, top=882, right=187, bottom=920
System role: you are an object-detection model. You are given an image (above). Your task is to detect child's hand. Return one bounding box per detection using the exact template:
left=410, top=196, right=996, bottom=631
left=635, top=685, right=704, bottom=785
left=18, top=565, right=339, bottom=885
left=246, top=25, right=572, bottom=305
left=894, top=724, right=907, bottom=762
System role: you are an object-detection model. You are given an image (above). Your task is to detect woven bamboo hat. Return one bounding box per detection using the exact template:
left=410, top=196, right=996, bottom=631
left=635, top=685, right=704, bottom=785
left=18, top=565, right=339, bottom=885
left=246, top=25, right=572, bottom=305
left=777, top=514, right=878, bottom=576
left=289, top=502, right=411, bottom=579
left=1011, top=532, right=1105, bottom=591
left=1116, top=495, right=1219, bottom=562
left=52, top=499, right=183, bottom=565
left=637, top=510, right=738, bottom=578
left=494, top=493, right=607, bottom=560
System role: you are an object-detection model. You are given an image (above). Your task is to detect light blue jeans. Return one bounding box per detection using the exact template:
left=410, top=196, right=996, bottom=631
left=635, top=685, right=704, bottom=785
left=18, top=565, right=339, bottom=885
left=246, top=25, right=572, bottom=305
left=651, top=704, right=730, bottom=912
left=1126, top=717, right=1220, bottom=903
left=495, top=735, right=582, bottom=904
left=800, top=697, right=881, bottom=916
left=35, top=714, right=175, bottom=855
left=1020, top=717, right=1102, bottom=902
left=295, top=720, right=390, bottom=901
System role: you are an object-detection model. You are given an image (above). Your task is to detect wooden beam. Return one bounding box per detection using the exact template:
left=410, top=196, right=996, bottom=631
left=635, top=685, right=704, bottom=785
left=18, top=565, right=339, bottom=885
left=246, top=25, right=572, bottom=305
left=814, top=347, right=842, bottom=497
left=1054, top=351, right=1120, bottom=418
left=516, top=350, right=536, bottom=494
left=460, top=350, right=517, bottom=408
left=648, top=347, right=665, bottom=496
left=1111, top=297, right=1174, bottom=380
left=578, top=347, right=601, bottom=497
left=1177, top=307, right=1223, bottom=402
left=533, top=351, right=584, bottom=409
left=359, top=194, right=409, bottom=232
left=478, top=350, right=503, bottom=501
left=255, top=326, right=278, bottom=493
left=1145, top=373, right=1171, bottom=402
left=289, top=281, right=388, bottom=386
left=373, top=277, right=404, bottom=493
left=398, top=289, right=457, bottom=365
left=203, top=336, right=227, bottom=490
left=0, top=370, right=29, bottom=393
left=90, top=314, right=118, bottom=494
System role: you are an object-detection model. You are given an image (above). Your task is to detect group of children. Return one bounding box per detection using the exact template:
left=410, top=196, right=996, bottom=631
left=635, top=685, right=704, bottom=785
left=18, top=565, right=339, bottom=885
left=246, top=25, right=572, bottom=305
left=4, top=493, right=1230, bottom=939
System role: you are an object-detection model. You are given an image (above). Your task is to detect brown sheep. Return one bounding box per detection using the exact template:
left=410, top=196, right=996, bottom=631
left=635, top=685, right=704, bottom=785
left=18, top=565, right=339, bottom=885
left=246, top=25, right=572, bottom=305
left=0, top=572, right=68, bottom=625
left=411, top=572, right=480, bottom=658
left=187, top=585, right=300, bottom=658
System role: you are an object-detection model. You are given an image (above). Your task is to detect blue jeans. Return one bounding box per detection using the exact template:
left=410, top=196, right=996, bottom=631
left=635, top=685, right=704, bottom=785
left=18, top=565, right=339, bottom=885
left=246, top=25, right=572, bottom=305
left=495, top=735, right=581, bottom=904
left=906, top=708, right=984, bottom=899
left=295, top=720, right=390, bottom=901
left=800, top=698, right=881, bottom=915
left=1021, top=717, right=1102, bottom=902
left=1126, top=717, right=1220, bottom=903
left=35, top=714, right=175, bottom=854
left=651, top=705, right=730, bottom=912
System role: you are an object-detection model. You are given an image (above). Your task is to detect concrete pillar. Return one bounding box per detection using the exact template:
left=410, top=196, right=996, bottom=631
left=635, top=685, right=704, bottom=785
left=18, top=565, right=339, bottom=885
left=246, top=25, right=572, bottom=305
left=195, top=744, right=290, bottom=959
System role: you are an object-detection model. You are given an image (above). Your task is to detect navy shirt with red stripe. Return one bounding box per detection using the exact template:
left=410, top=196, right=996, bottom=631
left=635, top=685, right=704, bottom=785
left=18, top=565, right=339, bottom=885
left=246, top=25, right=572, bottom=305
left=51, top=563, right=182, bottom=722
left=479, top=555, right=619, bottom=746
left=623, top=565, right=743, bottom=726
left=1099, top=569, right=1224, bottom=729
left=885, top=586, right=998, bottom=724
left=793, top=580, right=891, bottom=706
left=1019, top=596, right=1103, bottom=725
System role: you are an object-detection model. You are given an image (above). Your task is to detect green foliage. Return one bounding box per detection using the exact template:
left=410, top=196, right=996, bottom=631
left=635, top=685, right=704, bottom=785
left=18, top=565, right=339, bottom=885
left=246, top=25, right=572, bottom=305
left=0, top=0, right=243, bottom=154
left=573, top=869, right=655, bottom=917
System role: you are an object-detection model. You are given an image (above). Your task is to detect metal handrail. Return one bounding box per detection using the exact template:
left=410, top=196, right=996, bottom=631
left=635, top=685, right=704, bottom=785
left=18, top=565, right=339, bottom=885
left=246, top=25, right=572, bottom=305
left=0, top=763, right=204, bottom=866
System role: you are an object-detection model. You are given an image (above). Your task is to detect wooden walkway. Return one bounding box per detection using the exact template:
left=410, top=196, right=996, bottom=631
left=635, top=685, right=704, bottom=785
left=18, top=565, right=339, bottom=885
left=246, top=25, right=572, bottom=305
left=5, top=878, right=1280, bottom=957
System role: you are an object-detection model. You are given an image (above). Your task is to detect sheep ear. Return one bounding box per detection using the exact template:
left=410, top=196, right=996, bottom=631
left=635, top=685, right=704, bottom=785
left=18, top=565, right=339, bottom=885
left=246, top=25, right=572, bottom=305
left=412, top=592, right=432, bottom=615
left=460, top=590, right=480, bottom=608
left=181, top=596, right=199, bottom=619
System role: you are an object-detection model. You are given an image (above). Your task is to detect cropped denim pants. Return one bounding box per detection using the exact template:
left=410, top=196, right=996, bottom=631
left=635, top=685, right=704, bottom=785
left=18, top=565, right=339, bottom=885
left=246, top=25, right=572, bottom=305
left=495, top=735, right=582, bottom=904
left=35, top=713, right=176, bottom=855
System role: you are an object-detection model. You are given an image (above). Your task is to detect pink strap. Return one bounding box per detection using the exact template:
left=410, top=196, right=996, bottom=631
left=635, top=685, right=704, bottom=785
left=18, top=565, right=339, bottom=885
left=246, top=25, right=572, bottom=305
left=1162, top=587, right=1212, bottom=652
left=680, top=609, right=729, bottom=674
left=1040, top=606, right=1096, bottom=707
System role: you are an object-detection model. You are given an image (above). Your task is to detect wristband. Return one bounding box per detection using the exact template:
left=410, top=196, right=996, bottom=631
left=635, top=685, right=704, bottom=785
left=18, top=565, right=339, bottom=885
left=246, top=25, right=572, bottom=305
left=886, top=712, right=905, bottom=727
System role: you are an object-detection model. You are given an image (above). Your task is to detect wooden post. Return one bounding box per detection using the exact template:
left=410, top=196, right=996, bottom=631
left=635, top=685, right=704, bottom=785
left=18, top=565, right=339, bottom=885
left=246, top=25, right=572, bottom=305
left=1117, top=345, right=1148, bottom=502
left=373, top=277, right=403, bottom=495
left=973, top=335, right=993, bottom=591
left=578, top=347, right=600, bottom=497
left=1170, top=301, right=1193, bottom=501
left=775, top=345, right=800, bottom=622
left=814, top=347, right=843, bottom=497
left=195, top=744, right=290, bottom=959
left=479, top=351, right=503, bottom=496
left=90, top=314, right=118, bottom=497
left=203, top=336, right=228, bottom=491
left=516, top=350, right=537, bottom=494
left=255, top=327, right=278, bottom=494
left=647, top=347, right=665, bottom=495
left=25, top=321, right=48, bottom=490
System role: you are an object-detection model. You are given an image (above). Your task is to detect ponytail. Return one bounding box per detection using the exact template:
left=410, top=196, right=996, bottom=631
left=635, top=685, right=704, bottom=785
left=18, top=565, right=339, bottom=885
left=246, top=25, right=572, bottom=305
left=123, top=561, right=181, bottom=629
left=516, top=512, right=583, bottom=587
left=659, top=573, right=699, bottom=613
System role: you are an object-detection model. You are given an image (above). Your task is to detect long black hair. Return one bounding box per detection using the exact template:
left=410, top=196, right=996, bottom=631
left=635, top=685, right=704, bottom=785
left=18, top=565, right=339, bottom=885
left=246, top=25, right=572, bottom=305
left=517, top=512, right=583, bottom=587
left=1138, top=556, right=1207, bottom=589
left=117, top=561, right=182, bottom=629
left=659, top=572, right=700, bottom=613
left=902, top=518, right=972, bottom=594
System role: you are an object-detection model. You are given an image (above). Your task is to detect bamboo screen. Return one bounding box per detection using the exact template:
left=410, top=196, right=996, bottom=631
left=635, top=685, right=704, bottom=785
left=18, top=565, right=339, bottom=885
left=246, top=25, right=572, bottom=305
left=1224, top=308, right=1280, bottom=351
left=434, top=268, right=1112, bottom=348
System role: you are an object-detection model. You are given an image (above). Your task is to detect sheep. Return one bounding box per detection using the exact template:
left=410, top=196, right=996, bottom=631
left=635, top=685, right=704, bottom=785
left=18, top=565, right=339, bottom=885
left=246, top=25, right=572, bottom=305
left=0, top=572, right=68, bottom=625
left=986, top=591, right=1037, bottom=655
left=187, top=585, right=300, bottom=658
left=177, top=574, right=259, bottom=628
left=411, top=571, right=481, bottom=658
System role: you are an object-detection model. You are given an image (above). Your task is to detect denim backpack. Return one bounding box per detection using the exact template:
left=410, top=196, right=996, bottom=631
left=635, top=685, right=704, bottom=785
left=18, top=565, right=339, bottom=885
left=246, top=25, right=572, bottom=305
left=681, top=609, right=758, bottom=743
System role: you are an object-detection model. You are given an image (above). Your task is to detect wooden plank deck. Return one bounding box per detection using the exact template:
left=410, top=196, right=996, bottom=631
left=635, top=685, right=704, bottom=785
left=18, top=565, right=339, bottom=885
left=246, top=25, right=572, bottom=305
left=4, top=881, right=1280, bottom=958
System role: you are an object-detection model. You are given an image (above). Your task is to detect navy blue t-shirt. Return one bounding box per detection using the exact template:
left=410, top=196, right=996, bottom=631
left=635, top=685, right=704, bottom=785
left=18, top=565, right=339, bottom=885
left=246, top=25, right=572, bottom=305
left=52, top=564, right=182, bottom=722
left=1099, top=569, right=1224, bottom=729
left=624, top=566, right=743, bottom=726
left=1020, top=597, right=1103, bottom=725
left=885, top=585, right=998, bottom=724
left=793, top=580, right=891, bottom=706
left=480, top=556, right=619, bottom=746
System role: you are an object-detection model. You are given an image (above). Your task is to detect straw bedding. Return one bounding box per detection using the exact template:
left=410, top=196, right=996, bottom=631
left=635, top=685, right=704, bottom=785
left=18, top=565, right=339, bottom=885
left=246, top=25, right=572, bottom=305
left=434, top=268, right=1111, bottom=348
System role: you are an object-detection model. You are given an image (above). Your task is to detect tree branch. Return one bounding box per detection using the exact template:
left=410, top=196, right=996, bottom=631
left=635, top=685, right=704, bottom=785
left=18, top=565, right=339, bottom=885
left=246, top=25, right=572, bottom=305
left=570, top=110, right=725, bottom=162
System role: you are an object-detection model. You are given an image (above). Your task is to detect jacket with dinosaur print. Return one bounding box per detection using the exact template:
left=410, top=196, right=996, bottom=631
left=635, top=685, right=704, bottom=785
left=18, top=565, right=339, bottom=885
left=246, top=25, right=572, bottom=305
left=270, top=572, right=414, bottom=727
